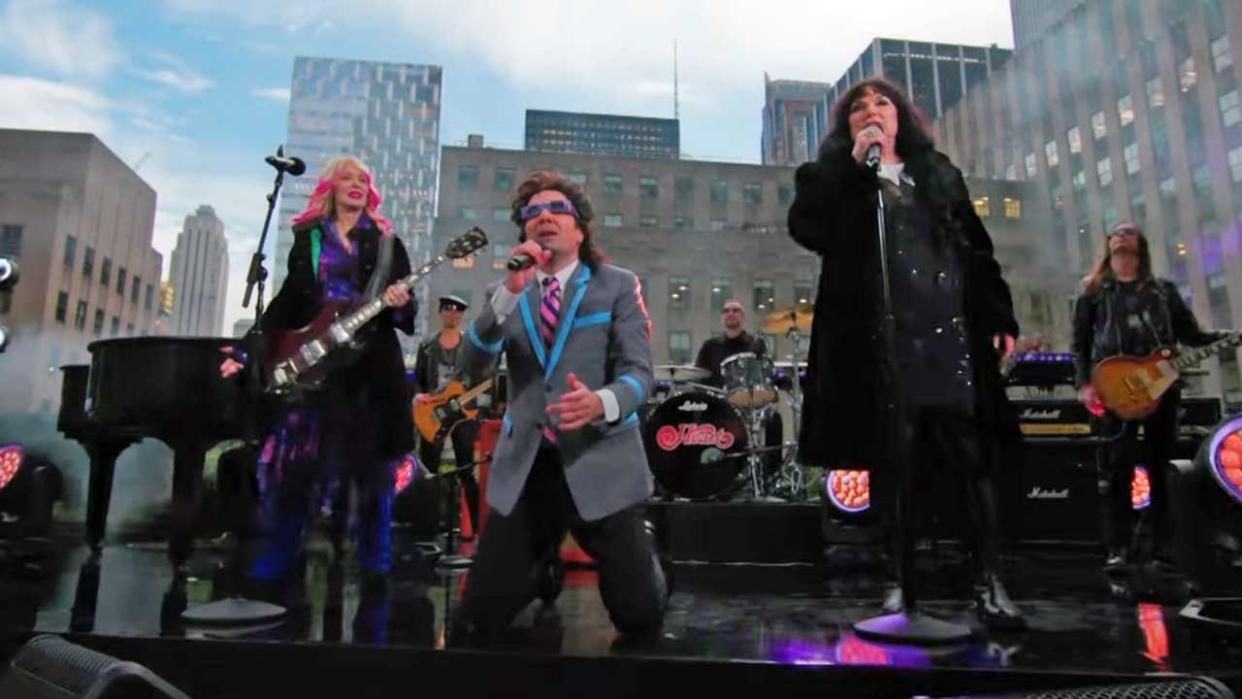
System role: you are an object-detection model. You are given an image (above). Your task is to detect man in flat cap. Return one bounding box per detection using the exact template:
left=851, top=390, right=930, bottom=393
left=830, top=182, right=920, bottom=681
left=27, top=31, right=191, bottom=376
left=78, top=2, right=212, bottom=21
left=413, top=294, right=481, bottom=530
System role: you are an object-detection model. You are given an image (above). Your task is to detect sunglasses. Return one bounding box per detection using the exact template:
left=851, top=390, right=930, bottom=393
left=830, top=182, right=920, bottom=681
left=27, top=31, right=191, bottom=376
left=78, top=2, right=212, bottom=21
left=1108, top=227, right=1139, bottom=237
left=519, top=199, right=577, bottom=222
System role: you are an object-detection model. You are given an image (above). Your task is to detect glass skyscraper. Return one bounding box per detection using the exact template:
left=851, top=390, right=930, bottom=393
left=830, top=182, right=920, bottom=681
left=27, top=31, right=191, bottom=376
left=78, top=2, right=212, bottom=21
left=276, top=56, right=442, bottom=340
left=525, top=110, right=680, bottom=160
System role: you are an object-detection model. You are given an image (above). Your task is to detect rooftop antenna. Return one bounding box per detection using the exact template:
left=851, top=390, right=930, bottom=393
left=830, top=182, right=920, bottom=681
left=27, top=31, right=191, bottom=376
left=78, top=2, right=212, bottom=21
left=673, top=40, right=680, bottom=121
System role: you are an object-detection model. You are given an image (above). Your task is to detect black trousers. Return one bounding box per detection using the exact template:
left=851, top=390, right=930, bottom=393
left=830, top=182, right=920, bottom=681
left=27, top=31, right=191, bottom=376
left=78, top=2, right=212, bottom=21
left=418, top=420, right=480, bottom=531
left=1097, top=392, right=1179, bottom=553
left=454, top=446, right=667, bottom=636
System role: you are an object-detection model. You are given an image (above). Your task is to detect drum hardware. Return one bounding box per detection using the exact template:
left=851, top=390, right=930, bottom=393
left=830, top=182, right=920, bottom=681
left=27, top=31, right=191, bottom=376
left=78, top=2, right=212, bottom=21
left=652, top=365, right=712, bottom=383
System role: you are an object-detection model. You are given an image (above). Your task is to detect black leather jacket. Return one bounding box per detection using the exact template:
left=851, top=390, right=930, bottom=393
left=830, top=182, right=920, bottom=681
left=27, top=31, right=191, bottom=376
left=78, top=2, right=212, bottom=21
left=1071, top=277, right=1220, bottom=387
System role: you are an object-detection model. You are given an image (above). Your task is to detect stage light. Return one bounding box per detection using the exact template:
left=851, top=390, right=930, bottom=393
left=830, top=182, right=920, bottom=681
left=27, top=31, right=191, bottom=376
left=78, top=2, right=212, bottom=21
left=0, top=255, right=17, bottom=290
left=393, top=453, right=428, bottom=495
left=0, top=323, right=9, bottom=353
left=1206, top=416, right=1242, bottom=503
left=0, top=444, right=23, bottom=490
left=825, top=469, right=870, bottom=513
left=1131, top=465, right=1152, bottom=510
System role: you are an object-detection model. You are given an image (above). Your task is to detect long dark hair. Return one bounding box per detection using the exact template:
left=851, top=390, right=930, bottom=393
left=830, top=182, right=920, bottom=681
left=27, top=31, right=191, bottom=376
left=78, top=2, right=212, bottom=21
left=510, top=170, right=606, bottom=271
left=818, top=78, right=935, bottom=162
left=1082, top=221, right=1154, bottom=294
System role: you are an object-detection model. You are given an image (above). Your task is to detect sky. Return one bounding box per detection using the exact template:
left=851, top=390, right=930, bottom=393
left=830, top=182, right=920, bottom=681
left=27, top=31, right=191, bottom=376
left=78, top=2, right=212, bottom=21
left=0, top=0, right=1015, bottom=333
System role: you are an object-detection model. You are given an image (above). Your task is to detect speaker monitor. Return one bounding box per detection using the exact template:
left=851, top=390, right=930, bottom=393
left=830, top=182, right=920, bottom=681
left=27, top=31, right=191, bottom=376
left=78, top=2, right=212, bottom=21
left=0, top=635, right=190, bottom=698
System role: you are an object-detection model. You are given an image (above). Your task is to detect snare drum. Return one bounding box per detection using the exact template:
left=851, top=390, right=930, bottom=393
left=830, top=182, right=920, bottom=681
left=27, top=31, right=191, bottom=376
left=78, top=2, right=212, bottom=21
left=642, top=391, right=749, bottom=500
left=720, top=352, right=778, bottom=408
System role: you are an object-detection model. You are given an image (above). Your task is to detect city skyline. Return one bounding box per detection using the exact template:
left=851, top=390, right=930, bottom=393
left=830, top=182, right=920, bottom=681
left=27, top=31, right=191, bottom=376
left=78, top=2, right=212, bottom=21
left=0, top=0, right=1015, bottom=333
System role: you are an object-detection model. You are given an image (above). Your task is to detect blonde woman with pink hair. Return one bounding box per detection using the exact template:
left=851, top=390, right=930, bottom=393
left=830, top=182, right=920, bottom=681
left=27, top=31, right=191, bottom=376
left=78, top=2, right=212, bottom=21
left=220, top=155, right=418, bottom=591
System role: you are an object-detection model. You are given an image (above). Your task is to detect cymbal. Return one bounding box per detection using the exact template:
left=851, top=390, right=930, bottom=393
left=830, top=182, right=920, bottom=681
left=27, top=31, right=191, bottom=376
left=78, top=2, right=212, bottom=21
left=760, top=303, right=813, bottom=335
left=653, top=365, right=711, bottom=382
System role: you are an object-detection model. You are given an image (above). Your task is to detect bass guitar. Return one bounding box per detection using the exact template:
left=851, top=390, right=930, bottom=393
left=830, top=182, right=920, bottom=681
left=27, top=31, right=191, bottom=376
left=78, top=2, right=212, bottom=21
left=265, top=227, right=488, bottom=393
left=413, top=377, right=494, bottom=444
left=1092, top=332, right=1242, bottom=420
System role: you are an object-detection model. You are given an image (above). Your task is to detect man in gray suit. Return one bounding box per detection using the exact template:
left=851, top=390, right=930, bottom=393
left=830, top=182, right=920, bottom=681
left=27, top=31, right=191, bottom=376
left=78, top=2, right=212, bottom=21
left=454, top=170, right=668, bottom=638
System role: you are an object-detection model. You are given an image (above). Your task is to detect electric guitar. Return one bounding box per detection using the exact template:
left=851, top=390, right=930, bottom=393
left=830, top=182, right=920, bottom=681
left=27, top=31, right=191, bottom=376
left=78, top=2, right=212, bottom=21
left=1092, top=332, right=1242, bottom=420
left=414, top=378, right=494, bottom=444
left=265, top=227, right=489, bottom=393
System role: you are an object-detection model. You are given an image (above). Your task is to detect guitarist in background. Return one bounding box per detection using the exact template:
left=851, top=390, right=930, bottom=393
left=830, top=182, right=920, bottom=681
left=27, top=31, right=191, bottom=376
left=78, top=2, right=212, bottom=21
left=220, top=156, right=417, bottom=591
left=1073, top=221, right=1229, bottom=571
left=412, top=294, right=481, bottom=532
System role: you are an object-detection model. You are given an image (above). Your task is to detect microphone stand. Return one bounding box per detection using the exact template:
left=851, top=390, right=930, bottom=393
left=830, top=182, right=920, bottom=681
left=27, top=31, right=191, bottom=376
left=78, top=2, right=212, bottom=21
left=852, top=163, right=974, bottom=645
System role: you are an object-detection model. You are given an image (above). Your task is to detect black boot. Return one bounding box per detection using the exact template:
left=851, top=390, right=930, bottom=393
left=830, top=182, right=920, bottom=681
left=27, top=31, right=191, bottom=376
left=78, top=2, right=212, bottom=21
left=881, top=581, right=904, bottom=615
left=1103, top=547, right=1130, bottom=573
left=974, top=571, right=1026, bottom=631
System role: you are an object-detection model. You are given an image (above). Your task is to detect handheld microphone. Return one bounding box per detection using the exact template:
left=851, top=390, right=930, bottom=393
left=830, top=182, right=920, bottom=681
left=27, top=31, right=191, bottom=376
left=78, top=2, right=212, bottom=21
left=506, top=243, right=548, bottom=271
left=264, top=147, right=306, bottom=176
left=859, top=125, right=883, bottom=171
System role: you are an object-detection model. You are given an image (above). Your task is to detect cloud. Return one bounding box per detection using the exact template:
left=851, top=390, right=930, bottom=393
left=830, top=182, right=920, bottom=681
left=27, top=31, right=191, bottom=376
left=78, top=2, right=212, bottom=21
left=134, top=50, right=214, bottom=94
left=0, top=0, right=123, bottom=79
left=0, top=74, right=112, bottom=134
left=251, top=86, right=291, bottom=102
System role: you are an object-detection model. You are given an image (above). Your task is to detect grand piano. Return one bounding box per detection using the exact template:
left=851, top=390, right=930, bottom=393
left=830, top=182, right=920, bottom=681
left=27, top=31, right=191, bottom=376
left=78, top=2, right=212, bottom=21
left=58, top=337, right=256, bottom=567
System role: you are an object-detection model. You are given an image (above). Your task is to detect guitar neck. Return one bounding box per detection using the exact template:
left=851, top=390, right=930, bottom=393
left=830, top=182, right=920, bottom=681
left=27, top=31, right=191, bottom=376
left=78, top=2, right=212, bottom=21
left=457, top=378, right=494, bottom=404
left=1170, top=333, right=1242, bottom=371
left=333, top=254, right=449, bottom=335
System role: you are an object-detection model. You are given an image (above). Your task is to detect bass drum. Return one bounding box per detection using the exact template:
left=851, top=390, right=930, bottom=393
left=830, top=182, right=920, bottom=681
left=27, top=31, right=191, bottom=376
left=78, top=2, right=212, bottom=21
left=643, top=391, right=749, bottom=500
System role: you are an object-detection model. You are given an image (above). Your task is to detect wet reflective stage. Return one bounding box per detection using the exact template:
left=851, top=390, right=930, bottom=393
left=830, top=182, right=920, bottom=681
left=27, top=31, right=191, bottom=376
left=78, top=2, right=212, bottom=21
left=3, top=525, right=1242, bottom=698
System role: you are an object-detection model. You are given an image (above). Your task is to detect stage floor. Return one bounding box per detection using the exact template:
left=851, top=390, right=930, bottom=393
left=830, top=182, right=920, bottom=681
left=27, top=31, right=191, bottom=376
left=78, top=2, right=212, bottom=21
left=3, top=523, right=1242, bottom=698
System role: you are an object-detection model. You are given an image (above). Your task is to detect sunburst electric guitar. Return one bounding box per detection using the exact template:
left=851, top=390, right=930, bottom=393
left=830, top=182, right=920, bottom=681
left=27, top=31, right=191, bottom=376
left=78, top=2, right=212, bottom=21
left=264, top=227, right=489, bottom=394
left=414, top=378, right=494, bottom=444
left=1092, top=332, right=1242, bottom=420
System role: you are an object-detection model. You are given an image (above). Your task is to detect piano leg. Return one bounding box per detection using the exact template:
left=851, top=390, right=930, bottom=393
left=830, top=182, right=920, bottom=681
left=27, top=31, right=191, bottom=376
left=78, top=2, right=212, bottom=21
left=169, top=446, right=206, bottom=569
left=84, top=440, right=131, bottom=552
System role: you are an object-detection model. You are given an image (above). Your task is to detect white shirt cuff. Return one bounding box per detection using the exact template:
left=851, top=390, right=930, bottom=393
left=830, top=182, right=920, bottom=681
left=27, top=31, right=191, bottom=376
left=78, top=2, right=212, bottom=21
left=490, top=285, right=521, bottom=322
left=596, top=388, right=620, bottom=423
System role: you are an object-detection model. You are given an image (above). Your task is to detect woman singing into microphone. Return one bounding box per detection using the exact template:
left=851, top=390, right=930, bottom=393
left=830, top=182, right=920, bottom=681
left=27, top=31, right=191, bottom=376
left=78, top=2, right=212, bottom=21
left=220, top=155, right=417, bottom=592
left=788, top=78, right=1024, bottom=628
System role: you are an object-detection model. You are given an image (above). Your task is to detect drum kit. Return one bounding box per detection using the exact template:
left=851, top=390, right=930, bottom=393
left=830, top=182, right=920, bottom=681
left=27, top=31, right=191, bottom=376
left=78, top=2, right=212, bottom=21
left=642, top=303, right=813, bottom=502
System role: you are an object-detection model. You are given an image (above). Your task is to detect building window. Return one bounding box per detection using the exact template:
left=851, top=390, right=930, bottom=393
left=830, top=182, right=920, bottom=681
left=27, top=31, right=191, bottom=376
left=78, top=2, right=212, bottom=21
left=1118, top=94, right=1135, bottom=126
left=1219, top=90, right=1241, bottom=127
left=55, top=292, right=68, bottom=323
left=493, top=167, right=515, bottom=192
left=973, top=196, right=991, bottom=218
left=638, top=215, right=658, bottom=228
left=602, top=213, right=623, bottom=228
left=1228, top=146, right=1242, bottom=182
left=0, top=224, right=21, bottom=257
left=116, top=267, right=126, bottom=295
left=92, top=309, right=104, bottom=336
left=1072, top=170, right=1086, bottom=191
left=126, top=322, right=134, bottom=336
left=492, top=207, right=509, bottom=222
left=1067, top=126, right=1082, bottom=154
left=1124, top=142, right=1141, bottom=175
left=1211, top=36, right=1233, bottom=73
left=100, top=257, right=111, bottom=286
left=793, top=280, right=814, bottom=306
left=710, top=278, right=733, bottom=312
left=709, top=218, right=728, bottom=231
left=669, top=331, right=692, bottom=364
left=752, top=279, right=774, bottom=312
left=1044, top=139, right=1059, bottom=168
left=674, top=176, right=694, bottom=203
left=74, top=301, right=87, bottom=330
left=603, top=174, right=623, bottom=195
left=778, top=183, right=793, bottom=206
left=131, top=276, right=141, bottom=304
left=145, top=284, right=154, bottom=311
left=1003, top=197, right=1021, bottom=219
left=1146, top=77, right=1164, bottom=109
left=457, top=165, right=478, bottom=190
left=1193, top=163, right=1212, bottom=195
left=457, top=206, right=478, bottom=220
left=63, top=235, right=76, bottom=268
left=674, top=216, right=694, bottom=231
left=709, top=178, right=728, bottom=204
left=568, top=171, right=587, bottom=186
left=742, top=183, right=762, bottom=206
left=1090, top=111, right=1107, bottom=140
left=1097, top=157, right=1113, bottom=187
left=639, top=176, right=659, bottom=200
left=1159, top=176, right=1177, bottom=199
left=1024, top=153, right=1037, bottom=178
left=1104, top=203, right=1120, bottom=230
left=1179, top=57, right=1197, bottom=92
left=110, top=316, right=120, bottom=336
left=83, top=246, right=94, bottom=277
left=669, top=276, right=690, bottom=310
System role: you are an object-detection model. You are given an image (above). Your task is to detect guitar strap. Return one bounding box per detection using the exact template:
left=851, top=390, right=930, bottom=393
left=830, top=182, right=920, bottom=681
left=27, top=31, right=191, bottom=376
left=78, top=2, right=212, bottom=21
left=309, top=226, right=393, bottom=300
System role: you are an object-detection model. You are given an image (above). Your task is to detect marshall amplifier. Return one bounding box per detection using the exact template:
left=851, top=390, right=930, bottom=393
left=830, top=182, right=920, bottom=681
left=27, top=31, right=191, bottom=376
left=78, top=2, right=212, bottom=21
left=1003, top=438, right=1101, bottom=543
left=1012, top=399, right=1093, bottom=437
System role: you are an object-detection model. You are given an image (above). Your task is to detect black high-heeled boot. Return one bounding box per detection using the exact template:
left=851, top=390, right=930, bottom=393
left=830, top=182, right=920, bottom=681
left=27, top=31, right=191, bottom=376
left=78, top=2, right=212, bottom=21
left=973, top=570, right=1026, bottom=631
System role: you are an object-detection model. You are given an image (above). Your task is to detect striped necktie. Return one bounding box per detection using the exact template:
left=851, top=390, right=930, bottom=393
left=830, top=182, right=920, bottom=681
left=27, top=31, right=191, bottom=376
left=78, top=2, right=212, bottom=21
left=540, top=276, right=561, bottom=444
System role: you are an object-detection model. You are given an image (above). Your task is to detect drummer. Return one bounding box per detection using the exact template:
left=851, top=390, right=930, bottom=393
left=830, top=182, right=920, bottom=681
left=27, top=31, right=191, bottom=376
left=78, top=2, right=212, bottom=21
left=694, top=299, right=769, bottom=387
